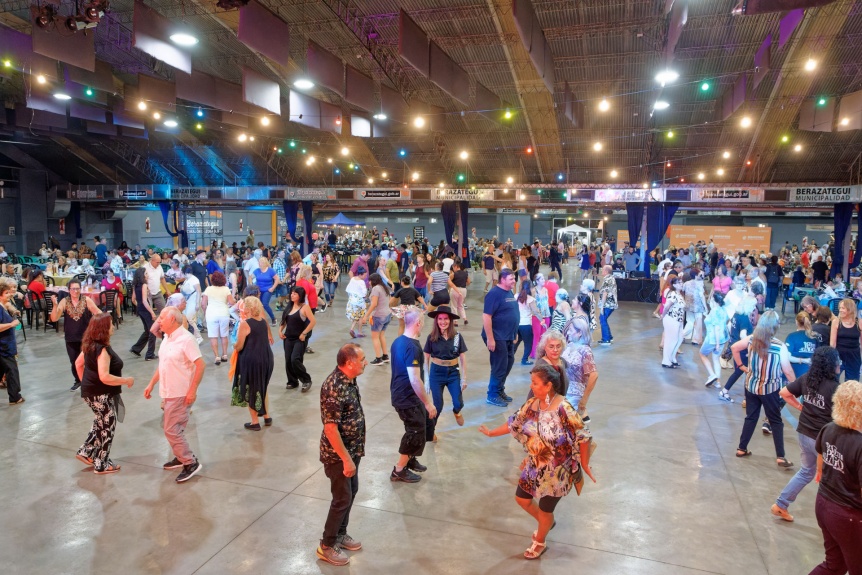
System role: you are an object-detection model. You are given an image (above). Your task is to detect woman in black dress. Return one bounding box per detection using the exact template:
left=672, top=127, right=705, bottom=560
left=74, top=313, right=134, bottom=474
left=231, top=296, right=275, bottom=430
left=49, top=279, right=101, bottom=391
left=279, top=286, right=316, bottom=393
left=129, top=266, right=157, bottom=360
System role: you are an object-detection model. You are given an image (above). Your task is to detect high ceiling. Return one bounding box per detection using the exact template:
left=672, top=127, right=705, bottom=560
left=0, top=0, right=861, bottom=188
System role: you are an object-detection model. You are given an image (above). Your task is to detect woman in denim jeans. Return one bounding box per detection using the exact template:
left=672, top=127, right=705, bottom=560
left=321, top=252, right=340, bottom=310
left=424, top=306, right=467, bottom=441
left=770, top=346, right=841, bottom=522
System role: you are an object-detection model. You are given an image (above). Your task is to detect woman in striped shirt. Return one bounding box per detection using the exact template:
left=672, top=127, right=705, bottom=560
left=731, top=310, right=797, bottom=467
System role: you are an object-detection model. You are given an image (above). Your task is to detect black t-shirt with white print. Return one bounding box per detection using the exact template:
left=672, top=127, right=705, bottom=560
left=784, top=374, right=840, bottom=439
left=816, top=422, right=862, bottom=510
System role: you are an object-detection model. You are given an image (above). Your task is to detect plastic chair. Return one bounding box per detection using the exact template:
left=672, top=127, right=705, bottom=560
left=73, top=273, right=88, bottom=283
left=100, top=290, right=120, bottom=328
left=781, top=283, right=797, bottom=315
left=12, top=297, right=26, bottom=341
left=44, top=294, right=59, bottom=333
left=26, top=291, right=43, bottom=330
left=43, top=275, right=55, bottom=287
left=828, top=298, right=843, bottom=315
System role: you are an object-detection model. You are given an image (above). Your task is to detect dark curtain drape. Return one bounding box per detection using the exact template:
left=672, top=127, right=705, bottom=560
left=301, top=200, right=314, bottom=255
left=172, top=203, right=188, bottom=249
left=626, top=202, right=645, bottom=248
left=831, top=202, right=854, bottom=278
left=441, top=201, right=457, bottom=249
left=458, top=200, right=469, bottom=259
left=644, top=203, right=679, bottom=272
left=71, top=202, right=83, bottom=239
left=157, top=201, right=188, bottom=248
left=851, top=204, right=862, bottom=269
left=282, top=200, right=298, bottom=247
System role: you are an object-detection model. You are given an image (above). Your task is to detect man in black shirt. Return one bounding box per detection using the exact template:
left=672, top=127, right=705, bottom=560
left=764, top=255, right=784, bottom=310
left=811, top=254, right=828, bottom=286
left=389, top=307, right=436, bottom=483
left=190, top=250, right=208, bottom=288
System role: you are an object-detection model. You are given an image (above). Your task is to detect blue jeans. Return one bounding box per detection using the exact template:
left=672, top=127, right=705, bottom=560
left=776, top=432, right=817, bottom=510
left=428, top=364, right=463, bottom=435
left=416, top=286, right=427, bottom=299
left=514, top=325, right=533, bottom=363
left=324, top=281, right=337, bottom=303
left=485, top=336, right=514, bottom=400
left=260, top=290, right=276, bottom=322
left=599, top=308, right=614, bottom=342
left=766, top=284, right=779, bottom=309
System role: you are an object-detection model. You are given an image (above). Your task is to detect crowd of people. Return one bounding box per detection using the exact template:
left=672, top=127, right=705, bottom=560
left=1, top=226, right=861, bottom=573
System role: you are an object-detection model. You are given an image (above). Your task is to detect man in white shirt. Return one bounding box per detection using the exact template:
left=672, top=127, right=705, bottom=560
left=441, top=251, right=455, bottom=273
left=144, top=307, right=205, bottom=483
left=243, top=249, right=261, bottom=285
left=146, top=254, right=169, bottom=314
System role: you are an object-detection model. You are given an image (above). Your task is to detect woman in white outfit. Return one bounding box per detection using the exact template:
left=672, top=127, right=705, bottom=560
left=700, top=291, right=729, bottom=387
left=661, top=275, right=686, bottom=368
left=682, top=265, right=707, bottom=345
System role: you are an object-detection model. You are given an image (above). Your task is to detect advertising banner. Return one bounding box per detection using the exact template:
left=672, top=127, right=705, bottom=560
left=668, top=225, right=772, bottom=254
left=432, top=188, right=493, bottom=201
left=358, top=189, right=409, bottom=199
left=789, top=186, right=861, bottom=204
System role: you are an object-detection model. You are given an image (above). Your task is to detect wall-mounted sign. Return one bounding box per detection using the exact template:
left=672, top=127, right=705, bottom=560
left=593, top=189, right=658, bottom=202
left=413, top=226, right=425, bottom=240
left=170, top=187, right=203, bottom=199
left=8, top=226, right=14, bottom=236
left=359, top=190, right=406, bottom=199
left=668, top=225, right=772, bottom=254
left=70, top=189, right=103, bottom=199
left=287, top=188, right=334, bottom=200
left=499, top=208, right=526, bottom=213
left=432, top=188, right=493, bottom=201
left=698, top=189, right=756, bottom=200
left=122, top=190, right=149, bottom=199
left=790, top=186, right=860, bottom=204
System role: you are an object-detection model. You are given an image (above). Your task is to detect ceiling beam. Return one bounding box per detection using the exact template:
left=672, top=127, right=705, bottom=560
left=50, top=136, right=127, bottom=185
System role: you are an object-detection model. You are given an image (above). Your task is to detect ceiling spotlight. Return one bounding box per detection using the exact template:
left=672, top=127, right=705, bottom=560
left=716, top=168, right=725, bottom=176
left=307, top=156, right=316, bottom=165
left=438, top=182, right=445, bottom=187
left=2, top=60, right=11, bottom=68
left=698, top=172, right=705, bottom=180
left=195, top=123, right=203, bottom=130
left=667, top=130, right=674, bottom=138
left=289, top=140, right=296, bottom=148
left=348, top=163, right=354, bottom=169
left=818, top=97, right=827, bottom=106
left=138, top=101, right=147, bottom=111
left=341, top=147, right=349, bottom=156
left=526, top=146, right=533, bottom=154
left=507, top=176, right=514, bottom=184
left=169, top=32, right=199, bottom=46
left=746, top=160, right=752, bottom=166
left=598, top=98, right=610, bottom=112
left=740, top=116, right=752, bottom=128
left=642, top=183, right=649, bottom=189
left=260, top=116, right=270, bottom=126
left=412, top=172, right=419, bottom=181
left=413, top=116, right=426, bottom=128
left=82, top=0, right=107, bottom=23
left=781, top=135, right=789, bottom=143
left=35, top=5, right=57, bottom=29
left=557, top=173, right=564, bottom=181
left=655, top=70, right=679, bottom=86
left=85, top=87, right=94, bottom=96
left=196, top=108, right=204, bottom=118
left=700, top=81, right=710, bottom=91
left=653, top=100, right=670, bottom=110
left=666, top=162, right=672, bottom=168
left=610, top=170, right=618, bottom=178
left=722, top=151, right=731, bottom=159
left=53, top=92, right=71, bottom=100
left=373, top=113, right=387, bottom=120
left=794, top=144, right=802, bottom=152
left=327, top=158, right=333, bottom=164
left=301, top=148, right=306, bottom=154
left=293, top=78, right=315, bottom=90
left=841, top=117, right=850, bottom=126
left=593, top=142, right=603, bottom=151
left=504, top=109, right=513, bottom=119
left=459, top=150, right=469, bottom=160
left=804, top=58, right=817, bottom=72
left=153, top=112, right=161, bottom=120
left=249, top=136, right=255, bottom=141
left=381, top=172, right=388, bottom=178
left=679, top=178, right=685, bottom=183
left=163, top=119, right=178, bottom=128
left=367, top=178, right=374, bottom=184
left=334, top=168, right=341, bottom=174
left=238, top=133, right=248, bottom=142
left=36, top=74, right=46, bottom=84
left=335, top=115, right=342, bottom=126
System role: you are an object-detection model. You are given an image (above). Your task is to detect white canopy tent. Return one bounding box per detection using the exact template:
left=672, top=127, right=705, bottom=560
left=556, top=223, right=592, bottom=245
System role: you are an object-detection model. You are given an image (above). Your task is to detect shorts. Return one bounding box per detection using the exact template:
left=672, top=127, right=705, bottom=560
left=371, top=313, right=391, bottom=332
left=430, top=290, right=450, bottom=307
left=206, top=315, right=230, bottom=337
left=484, top=269, right=498, bottom=283
left=700, top=342, right=723, bottom=355
left=275, top=284, right=289, bottom=297
left=515, top=486, right=562, bottom=513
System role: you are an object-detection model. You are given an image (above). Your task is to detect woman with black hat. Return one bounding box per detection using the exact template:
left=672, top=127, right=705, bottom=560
left=423, top=306, right=468, bottom=441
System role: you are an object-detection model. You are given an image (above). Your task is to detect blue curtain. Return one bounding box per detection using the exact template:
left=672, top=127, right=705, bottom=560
left=157, top=200, right=178, bottom=239
left=282, top=200, right=298, bottom=246
left=852, top=204, right=862, bottom=269
left=458, top=200, right=469, bottom=258
left=157, top=200, right=188, bottom=248
left=172, top=202, right=188, bottom=249
left=301, top=200, right=314, bottom=255
left=441, top=201, right=457, bottom=249
left=831, top=203, right=854, bottom=278
left=643, top=203, right=679, bottom=272
left=626, top=202, right=644, bottom=248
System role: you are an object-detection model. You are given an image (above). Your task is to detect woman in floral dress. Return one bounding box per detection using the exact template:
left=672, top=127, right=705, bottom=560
left=479, top=364, right=595, bottom=560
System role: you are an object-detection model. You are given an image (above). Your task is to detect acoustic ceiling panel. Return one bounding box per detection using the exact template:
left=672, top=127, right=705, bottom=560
left=242, top=67, right=281, bottom=115
left=319, top=100, right=342, bottom=134
left=138, top=74, right=176, bottom=110
left=63, top=80, right=108, bottom=105
left=512, top=0, right=534, bottom=51
left=26, top=86, right=66, bottom=115
left=0, top=27, right=59, bottom=81
left=429, top=41, right=454, bottom=96
left=17, top=107, right=67, bottom=129
left=799, top=98, right=835, bottom=132
left=70, top=101, right=106, bottom=123
left=220, top=111, right=249, bottom=128
left=238, top=0, right=290, bottom=68
left=372, top=118, right=390, bottom=138
left=31, top=14, right=95, bottom=71
left=307, top=40, right=344, bottom=96
left=528, top=20, right=545, bottom=77
left=778, top=9, right=804, bottom=49
left=732, top=74, right=747, bottom=113
left=542, top=46, right=554, bottom=93
left=351, top=113, right=371, bottom=138
left=345, top=65, right=374, bottom=112
left=664, top=1, right=688, bottom=63
left=86, top=121, right=117, bottom=136
left=744, top=0, right=835, bottom=15
left=753, top=35, right=772, bottom=90
left=133, top=0, right=192, bottom=73
left=450, top=63, right=470, bottom=107
left=111, top=111, right=145, bottom=129
left=214, top=77, right=246, bottom=114
left=289, top=89, right=320, bottom=130
left=398, top=9, right=429, bottom=78
left=475, top=83, right=502, bottom=123
left=381, top=84, right=409, bottom=123
left=837, top=89, right=862, bottom=132
left=66, top=60, right=113, bottom=92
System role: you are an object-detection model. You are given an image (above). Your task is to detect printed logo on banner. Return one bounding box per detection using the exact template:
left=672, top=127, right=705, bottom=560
left=359, top=190, right=404, bottom=199
left=170, top=188, right=203, bottom=199
left=790, top=186, right=860, bottom=204
left=432, top=188, right=493, bottom=201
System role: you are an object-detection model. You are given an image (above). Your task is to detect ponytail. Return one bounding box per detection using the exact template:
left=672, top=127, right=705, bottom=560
left=796, top=311, right=816, bottom=339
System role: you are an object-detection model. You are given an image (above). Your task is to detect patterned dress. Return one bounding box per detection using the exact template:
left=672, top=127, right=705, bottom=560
left=345, top=278, right=367, bottom=322
left=560, top=343, right=597, bottom=407
left=508, top=398, right=592, bottom=498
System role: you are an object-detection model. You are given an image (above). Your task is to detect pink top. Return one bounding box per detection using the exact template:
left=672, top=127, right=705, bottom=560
left=157, top=327, right=202, bottom=398
left=712, top=275, right=732, bottom=295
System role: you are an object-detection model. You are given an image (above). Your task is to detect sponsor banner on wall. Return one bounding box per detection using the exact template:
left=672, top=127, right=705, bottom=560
left=169, top=187, right=204, bottom=199
left=789, top=186, right=861, bottom=204
left=358, top=189, right=409, bottom=199
left=286, top=188, right=335, bottom=200
left=70, top=189, right=104, bottom=199
left=695, top=188, right=764, bottom=202
left=432, top=188, right=493, bottom=201
left=668, top=225, right=772, bottom=254
left=592, top=189, right=658, bottom=202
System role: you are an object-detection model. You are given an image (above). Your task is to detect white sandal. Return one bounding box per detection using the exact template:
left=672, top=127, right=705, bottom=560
left=524, top=540, right=547, bottom=559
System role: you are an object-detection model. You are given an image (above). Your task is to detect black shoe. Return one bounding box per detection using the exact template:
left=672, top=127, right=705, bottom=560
left=163, top=457, right=183, bottom=470
left=500, top=392, right=513, bottom=402
left=264, top=417, right=273, bottom=426
left=381, top=354, right=390, bottom=363
left=406, top=457, right=427, bottom=473
left=486, top=396, right=508, bottom=407
left=129, top=348, right=141, bottom=357
left=306, top=347, right=315, bottom=354
left=301, top=381, right=312, bottom=393
left=762, top=421, right=773, bottom=435
left=70, top=383, right=80, bottom=392
left=390, top=466, right=421, bottom=483
left=286, top=382, right=299, bottom=389
left=176, top=460, right=202, bottom=483
left=370, top=357, right=385, bottom=366
left=145, top=356, right=156, bottom=361
left=244, top=422, right=261, bottom=431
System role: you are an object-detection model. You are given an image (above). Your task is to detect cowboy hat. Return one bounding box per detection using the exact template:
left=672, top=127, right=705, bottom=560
left=427, top=305, right=460, bottom=320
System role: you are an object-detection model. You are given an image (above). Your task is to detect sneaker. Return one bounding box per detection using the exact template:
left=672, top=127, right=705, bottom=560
left=500, top=392, right=513, bottom=402
left=286, top=382, right=299, bottom=389
left=370, top=357, right=385, bottom=366
left=129, top=348, right=141, bottom=357
left=713, top=380, right=723, bottom=389
left=316, top=543, right=350, bottom=566
left=762, top=421, right=772, bottom=435
left=176, top=460, right=202, bottom=483
left=390, top=466, right=422, bottom=483
left=599, top=340, right=611, bottom=346
left=145, top=356, right=155, bottom=361
left=301, top=381, right=312, bottom=393
left=319, top=305, right=327, bottom=313
left=70, top=382, right=81, bottom=391
left=406, top=457, right=427, bottom=472
left=163, top=457, right=183, bottom=470
left=486, top=396, right=508, bottom=407
left=381, top=354, right=390, bottom=363
left=270, top=321, right=277, bottom=327
left=771, top=503, right=794, bottom=522
left=306, top=347, right=315, bottom=354
left=338, top=534, right=362, bottom=551
left=196, top=336, right=203, bottom=344
left=704, top=377, right=717, bottom=388
left=718, top=390, right=734, bottom=403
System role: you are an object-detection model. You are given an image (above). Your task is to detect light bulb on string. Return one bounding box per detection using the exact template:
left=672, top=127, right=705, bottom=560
left=723, top=151, right=731, bottom=159
left=598, top=98, right=610, bottom=112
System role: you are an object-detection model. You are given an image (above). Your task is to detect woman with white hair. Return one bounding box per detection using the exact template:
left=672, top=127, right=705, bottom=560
left=562, top=316, right=598, bottom=422
left=549, top=289, right=571, bottom=332
left=718, top=285, right=759, bottom=402
left=731, top=310, right=796, bottom=467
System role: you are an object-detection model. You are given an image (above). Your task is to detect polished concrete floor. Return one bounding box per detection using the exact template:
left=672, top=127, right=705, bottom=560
left=1, top=265, right=826, bottom=575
